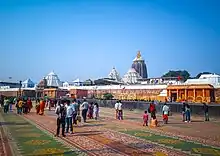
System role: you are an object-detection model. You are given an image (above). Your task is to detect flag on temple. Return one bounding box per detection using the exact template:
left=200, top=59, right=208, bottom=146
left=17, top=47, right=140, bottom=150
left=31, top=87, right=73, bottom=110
left=177, top=76, right=181, bottom=81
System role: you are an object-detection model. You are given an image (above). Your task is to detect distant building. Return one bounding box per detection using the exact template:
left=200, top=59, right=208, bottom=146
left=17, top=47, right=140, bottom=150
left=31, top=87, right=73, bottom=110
left=22, top=79, right=35, bottom=88
left=73, top=78, right=83, bottom=86
left=122, top=68, right=142, bottom=84
left=108, top=67, right=122, bottom=82
left=45, top=71, right=62, bottom=88
left=94, top=78, right=124, bottom=85
left=185, top=73, right=220, bottom=87
left=0, top=81, right=20, bottom=88
left=131, top=51, right=148, bottom=78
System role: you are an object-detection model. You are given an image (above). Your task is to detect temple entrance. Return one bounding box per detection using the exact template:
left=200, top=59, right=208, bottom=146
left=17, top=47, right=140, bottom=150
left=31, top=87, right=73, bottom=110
left=171, top=93, right=177, bottom=102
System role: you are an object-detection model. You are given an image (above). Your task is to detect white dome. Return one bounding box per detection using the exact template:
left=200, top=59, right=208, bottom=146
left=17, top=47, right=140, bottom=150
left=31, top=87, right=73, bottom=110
left=108, top=67, right=122, bottom=82
left=122, top=68, right=142, bottom=84
left=45, top=71, right=62, bottom=87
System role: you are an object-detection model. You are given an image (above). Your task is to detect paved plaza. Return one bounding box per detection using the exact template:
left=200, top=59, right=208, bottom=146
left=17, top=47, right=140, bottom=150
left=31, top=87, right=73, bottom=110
left=1, top=107, right=220, bottom=156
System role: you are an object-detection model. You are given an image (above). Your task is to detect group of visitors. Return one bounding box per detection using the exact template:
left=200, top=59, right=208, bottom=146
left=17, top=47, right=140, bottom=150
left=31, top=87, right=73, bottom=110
left=114, top=100, right=123, bottom=120
left=15, top=97, right=33, bottom=114
left=55, top=99, right=99, bottom=137
left=2, top=97, right=33, bottom=114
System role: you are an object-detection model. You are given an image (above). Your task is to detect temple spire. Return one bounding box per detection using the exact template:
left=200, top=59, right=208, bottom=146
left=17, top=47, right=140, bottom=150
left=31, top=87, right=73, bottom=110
left=137, top=50, right=141, bottom=59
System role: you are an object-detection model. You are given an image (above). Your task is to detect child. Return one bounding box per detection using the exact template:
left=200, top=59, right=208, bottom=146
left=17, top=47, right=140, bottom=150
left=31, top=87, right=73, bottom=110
left=150, top=115, right=158, bottom=127
left=143, top=111, right=149, bottom=126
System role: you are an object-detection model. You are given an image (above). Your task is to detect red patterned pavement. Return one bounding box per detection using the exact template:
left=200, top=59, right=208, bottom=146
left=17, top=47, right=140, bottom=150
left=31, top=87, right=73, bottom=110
left=23, top=111, right=188, bottom=156
left=100, top=107, right=220, bottom=147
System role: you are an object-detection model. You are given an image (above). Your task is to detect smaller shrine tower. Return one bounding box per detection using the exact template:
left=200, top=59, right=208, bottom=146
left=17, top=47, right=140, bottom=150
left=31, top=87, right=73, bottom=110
left=131, top=51, right=148, bottom=78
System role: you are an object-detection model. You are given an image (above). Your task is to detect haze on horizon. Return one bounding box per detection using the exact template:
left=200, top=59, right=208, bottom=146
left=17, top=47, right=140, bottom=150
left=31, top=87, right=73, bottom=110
left=0, top=0, right=219, bottom=82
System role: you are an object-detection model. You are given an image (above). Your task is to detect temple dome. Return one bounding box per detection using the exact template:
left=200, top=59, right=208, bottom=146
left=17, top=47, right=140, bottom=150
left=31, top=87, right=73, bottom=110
left=131, top=51, right=148, bottom=78
left=45, top=71, right=62, bottom=87
left=122, top=68, right=142, bottom=84
left=108, top=67, right=122, bottom=82
left=133, top=50, right=144, bottom=61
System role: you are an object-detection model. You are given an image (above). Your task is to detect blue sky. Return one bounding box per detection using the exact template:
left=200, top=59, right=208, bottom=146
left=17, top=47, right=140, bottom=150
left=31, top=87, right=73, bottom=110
left=0, top=0, right=219, bottom=82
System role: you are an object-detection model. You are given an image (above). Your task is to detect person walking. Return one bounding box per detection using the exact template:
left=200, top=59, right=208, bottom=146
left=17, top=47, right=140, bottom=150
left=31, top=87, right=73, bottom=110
left=162, top=103, right=170, bottom=124
left=118, top=100, right=123, bottom=120
left=27, top=98, right=32, bottom=113
left=88, top=102, right=94, bottom=119
left=55, top=100, right=66, bottom=137
left=148, top=103, right=156, bottom=119
left=182, top=103, right=186, bottom=122
left=71, top=99, right=78, bottom=125
left=93, top=103, right=99, bottom=120
left=185, top=104, right=191, bottom=123
left=115, top=101, right=119, bottom=119
left=203, top=103, right=209, bottom=121
left=17, top=99, right=23, bottom=115
left=81, top=99, right=89, bottom=123
left=3, top=97, right=9, bottom=113
left=65, top=100, right=74, bottom=134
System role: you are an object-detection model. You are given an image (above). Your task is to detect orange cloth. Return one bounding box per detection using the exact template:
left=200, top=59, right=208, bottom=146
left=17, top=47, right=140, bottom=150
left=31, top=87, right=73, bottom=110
left=36, top=105, right=40, bottom=114
left=39, top=100, right=45, bottom=115
left=150, top=119, right=158, bottom=127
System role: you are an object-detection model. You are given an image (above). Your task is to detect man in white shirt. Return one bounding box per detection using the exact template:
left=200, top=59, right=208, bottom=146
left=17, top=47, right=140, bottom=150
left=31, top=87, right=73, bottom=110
left=81, top=99, right=89, bottom=122
left=71, top=99, right=77, bottom=125
left=118, top=100, right=123, bottom=120
left=115, top=101, right=119, bottom=119
left=65, top=100, right=74, bottom=134
left=55, top=100, right=66, bottom=137
left=162, top=103, right=170, bottom=124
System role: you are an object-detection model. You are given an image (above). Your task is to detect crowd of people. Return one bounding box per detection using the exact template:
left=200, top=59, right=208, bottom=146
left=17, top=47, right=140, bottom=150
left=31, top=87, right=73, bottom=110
left=114, top=100, right=210, bottom=128
left=54, top=99, right=99, bottom=137
left=1, top=95, right=210, bottom=136
left=1, top=97, right=33, bottom=114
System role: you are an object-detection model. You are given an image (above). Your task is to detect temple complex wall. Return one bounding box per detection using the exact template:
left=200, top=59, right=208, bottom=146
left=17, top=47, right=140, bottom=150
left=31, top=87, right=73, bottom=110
left=43, top=88, right=68, bottom=98
left=0, top=88, right=36, bottom=97
left=87, top=88, right=166, bottom=101
left=69, top=89, right=88, bottom=99
left=214, top=88, right=220, bottom=103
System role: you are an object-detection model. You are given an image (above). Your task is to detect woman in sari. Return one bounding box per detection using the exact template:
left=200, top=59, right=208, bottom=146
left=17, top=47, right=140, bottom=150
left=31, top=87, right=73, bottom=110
left=27, top=98, right=32, bottom=113
left=39, top=99, right=45, bottom=115
left=87, top=102, right=94, bottom=119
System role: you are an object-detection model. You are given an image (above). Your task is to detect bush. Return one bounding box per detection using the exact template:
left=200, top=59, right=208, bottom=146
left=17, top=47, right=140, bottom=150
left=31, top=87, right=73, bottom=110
left=103, top=93, right=114, bottom=100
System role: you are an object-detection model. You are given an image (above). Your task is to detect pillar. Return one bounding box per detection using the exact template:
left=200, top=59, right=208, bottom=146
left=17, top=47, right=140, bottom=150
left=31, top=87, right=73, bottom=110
left=202, top=89, right=205, bottom=97
left=193, top=89, right=196, bottom=101
left=177, top=89, right=179, bottom=101
left=185, top=89, right=187, bottom=100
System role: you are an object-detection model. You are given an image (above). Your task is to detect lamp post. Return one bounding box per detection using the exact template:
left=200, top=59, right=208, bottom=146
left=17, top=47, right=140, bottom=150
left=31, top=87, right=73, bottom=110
left=19, top=80, right=22, bottom=98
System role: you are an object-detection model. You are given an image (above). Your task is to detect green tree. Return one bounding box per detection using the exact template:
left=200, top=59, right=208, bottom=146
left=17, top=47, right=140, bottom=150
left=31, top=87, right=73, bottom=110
left=162, top=70, right=190, bottom=82
left=195, top=72, right=212, bottom=79
left=103, top=93, right=114, bottom=100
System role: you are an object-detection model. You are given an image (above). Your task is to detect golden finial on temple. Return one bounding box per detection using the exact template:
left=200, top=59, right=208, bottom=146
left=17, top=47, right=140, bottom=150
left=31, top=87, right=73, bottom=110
left=137, top=50, right=141, bottom=58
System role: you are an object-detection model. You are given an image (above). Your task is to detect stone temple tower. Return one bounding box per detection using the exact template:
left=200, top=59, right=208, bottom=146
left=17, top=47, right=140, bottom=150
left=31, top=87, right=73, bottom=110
left=131, top=51, right=148, bottom=78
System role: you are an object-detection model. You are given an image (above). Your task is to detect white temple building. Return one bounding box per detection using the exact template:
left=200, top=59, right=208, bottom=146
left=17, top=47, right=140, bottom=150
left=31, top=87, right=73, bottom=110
left=22, top=78, right=35, bottom=88
left=73, top=78, right=83, bottom=86
left=122, top=68, right=142, bottom=84
left=45, top=71, right=62, bottom=87
left=184, top=73, right=220, bottom=87
left=108, top=67, right=122, bottom=82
